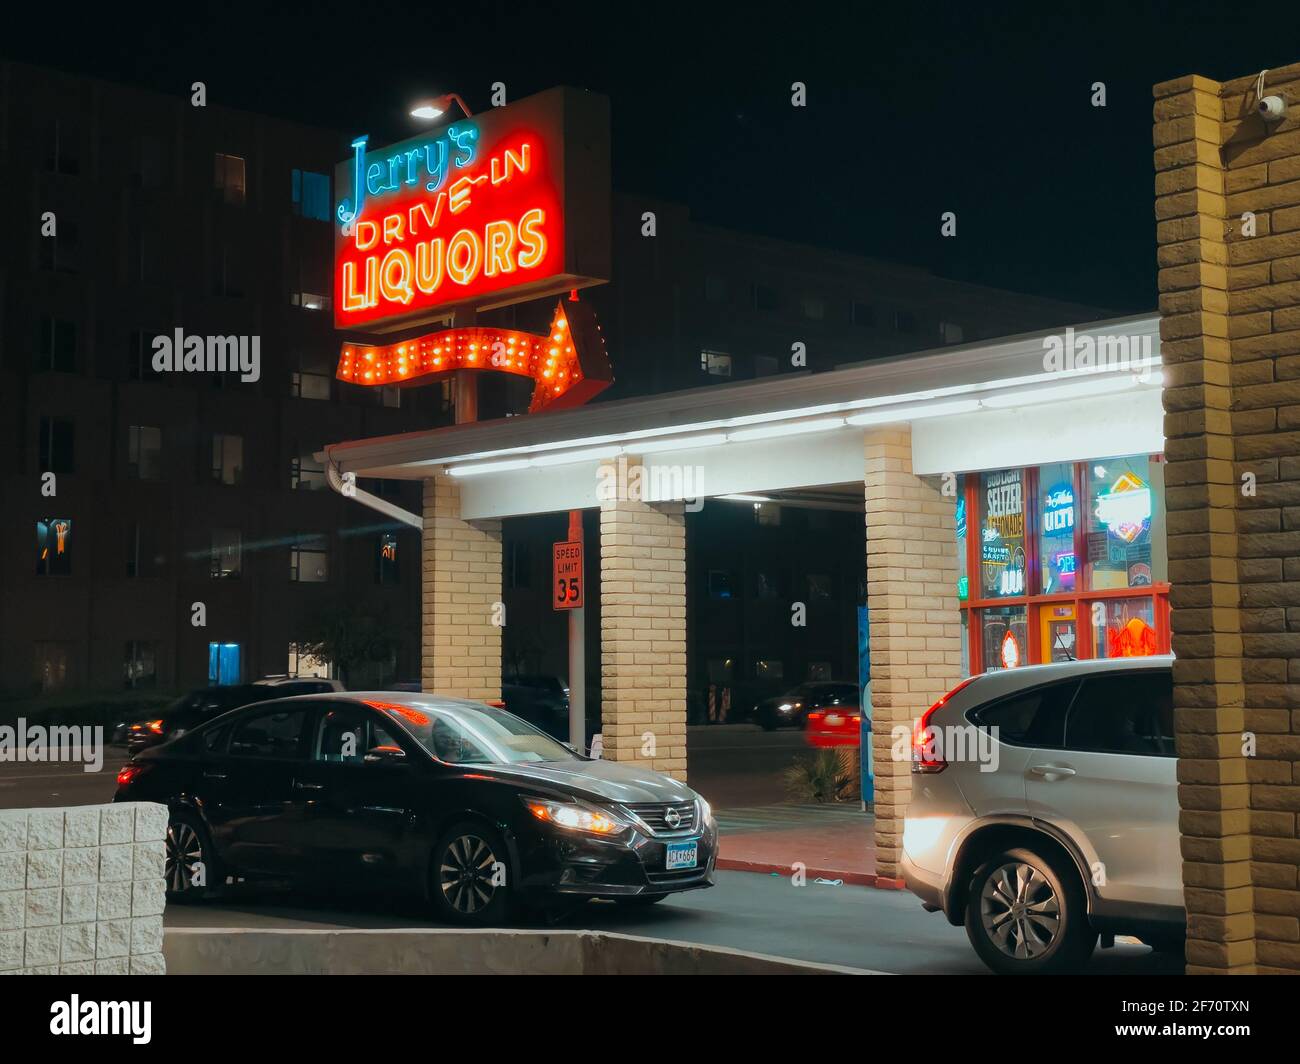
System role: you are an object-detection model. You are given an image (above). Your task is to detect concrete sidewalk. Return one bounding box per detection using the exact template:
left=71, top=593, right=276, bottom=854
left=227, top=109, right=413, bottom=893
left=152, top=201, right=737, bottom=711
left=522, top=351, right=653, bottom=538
left=714, top=802, right=883, bottom=887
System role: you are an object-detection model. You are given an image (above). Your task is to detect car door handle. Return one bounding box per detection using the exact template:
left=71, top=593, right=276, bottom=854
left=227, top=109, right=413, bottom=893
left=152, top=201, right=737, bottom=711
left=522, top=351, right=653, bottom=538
left=293, top=780, right=325, bottom=791
left=1029, top=764, right=1076, bottom=778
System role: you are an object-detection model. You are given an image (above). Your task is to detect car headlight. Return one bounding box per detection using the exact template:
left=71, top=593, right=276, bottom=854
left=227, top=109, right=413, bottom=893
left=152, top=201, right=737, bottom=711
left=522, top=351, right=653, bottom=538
left=523, top=798, right=630, bottom=837
left=697, top=796, right=715, bottom=826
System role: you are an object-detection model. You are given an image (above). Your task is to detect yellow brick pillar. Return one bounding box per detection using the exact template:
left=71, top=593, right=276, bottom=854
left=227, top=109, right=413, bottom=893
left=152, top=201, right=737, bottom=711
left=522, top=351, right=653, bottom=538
left=421, top=475, right=503, bottom=702
left=1154, top=61, right=1300, bottom=975
left=598, top=456, right=688, bottom=780
left=863, top=426, right=962, bottom=884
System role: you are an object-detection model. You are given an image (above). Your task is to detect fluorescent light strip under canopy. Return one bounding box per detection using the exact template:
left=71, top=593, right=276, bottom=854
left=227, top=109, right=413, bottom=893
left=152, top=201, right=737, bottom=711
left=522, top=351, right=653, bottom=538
left=438, top=365, right=1158, bottom=475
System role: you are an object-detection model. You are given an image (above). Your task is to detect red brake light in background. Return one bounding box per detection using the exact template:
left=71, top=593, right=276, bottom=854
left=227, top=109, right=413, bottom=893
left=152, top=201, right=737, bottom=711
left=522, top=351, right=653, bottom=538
left=116, top=763, right=149, bottom=788
left=912, top=676, right=978, bottom=774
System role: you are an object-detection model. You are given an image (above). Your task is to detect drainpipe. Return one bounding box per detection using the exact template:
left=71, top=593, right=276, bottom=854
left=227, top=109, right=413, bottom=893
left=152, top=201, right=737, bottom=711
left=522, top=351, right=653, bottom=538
left=322, top=455, right=424, bottom=532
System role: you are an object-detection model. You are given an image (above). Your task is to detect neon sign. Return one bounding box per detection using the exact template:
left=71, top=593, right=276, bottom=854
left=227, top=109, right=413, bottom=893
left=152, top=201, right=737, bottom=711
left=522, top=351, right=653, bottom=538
left=336, top=297, right=612, bottom=411
left=333, top=87, right=610, bottom=334
left=1095, top=471, right=1151, bottom=544
left=1106, top=616, right=1157, bottom=657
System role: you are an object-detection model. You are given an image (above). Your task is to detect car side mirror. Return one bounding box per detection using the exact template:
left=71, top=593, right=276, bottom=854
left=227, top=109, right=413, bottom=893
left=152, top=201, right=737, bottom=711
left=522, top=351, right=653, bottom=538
left=363, top=745, right=407, bottom=765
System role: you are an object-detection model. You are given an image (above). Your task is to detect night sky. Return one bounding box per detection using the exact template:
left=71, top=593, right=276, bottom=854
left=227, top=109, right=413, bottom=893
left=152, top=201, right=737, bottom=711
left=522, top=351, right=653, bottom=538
left=7, top=0, right=1300, bottom=313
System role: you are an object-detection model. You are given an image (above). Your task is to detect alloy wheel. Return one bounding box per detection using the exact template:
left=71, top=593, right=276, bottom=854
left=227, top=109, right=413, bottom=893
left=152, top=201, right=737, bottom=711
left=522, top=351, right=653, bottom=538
left=439, top=834, right=499, bottom=915
left=979, top=860, right=1061, bottom=959
left=165, top=821, right=204, bottom=893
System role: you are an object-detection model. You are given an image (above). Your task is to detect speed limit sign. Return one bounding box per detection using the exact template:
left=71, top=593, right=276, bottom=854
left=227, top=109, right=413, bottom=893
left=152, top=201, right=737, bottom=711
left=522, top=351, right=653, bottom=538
left=552, top=540, right=584, bottom=609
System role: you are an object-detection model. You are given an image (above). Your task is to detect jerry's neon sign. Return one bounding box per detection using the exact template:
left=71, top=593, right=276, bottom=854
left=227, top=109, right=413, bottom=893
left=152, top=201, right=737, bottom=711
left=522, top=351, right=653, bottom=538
left=334, top=122, right=563, bottom=331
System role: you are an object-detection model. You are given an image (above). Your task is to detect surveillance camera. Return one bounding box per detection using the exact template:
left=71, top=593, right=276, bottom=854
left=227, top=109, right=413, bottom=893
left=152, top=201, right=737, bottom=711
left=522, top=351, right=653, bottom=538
left=1258, top=95, right=1287, bottom=122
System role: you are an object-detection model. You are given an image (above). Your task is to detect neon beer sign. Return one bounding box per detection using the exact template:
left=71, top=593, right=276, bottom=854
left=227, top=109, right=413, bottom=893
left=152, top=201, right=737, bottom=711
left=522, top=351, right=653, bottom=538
left=333, top=87, right=610, bottom=334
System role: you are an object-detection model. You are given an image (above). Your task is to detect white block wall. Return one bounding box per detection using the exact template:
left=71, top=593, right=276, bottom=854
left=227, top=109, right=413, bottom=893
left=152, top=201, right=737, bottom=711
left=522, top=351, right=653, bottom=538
left=0, top=803, right=168, bottom=975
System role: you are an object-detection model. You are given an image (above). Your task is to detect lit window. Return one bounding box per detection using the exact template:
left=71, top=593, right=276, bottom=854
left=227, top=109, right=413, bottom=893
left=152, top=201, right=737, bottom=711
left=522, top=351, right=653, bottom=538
left=291, top=371, right=332, bottom=400
left=210, top=529, right=242, bottom=579
left=977, top=468, right=1026, bottom=598
left=290, top=292, right=332, bottom=311
left=36, top=519, right=72, bottom=576
left=290, top=535, right=330, bottom=582
left=377, top=533, right=400, bottom=584
left=291, top=452, right=327, bottom=490
left=209, top=642, right=242, bottom=685
left=123, top=641, right=158, bottom=689
left=1085, top=455, right=1165, bottom=590
left=701, top=350, right=732, bottom=377
left=34, top=642, right=69, bottom=693
left=288, top=641, right=331, bottom=679
left=291, top=169, right=331, bottom=221
left=214, top=153, right=246, bottom=205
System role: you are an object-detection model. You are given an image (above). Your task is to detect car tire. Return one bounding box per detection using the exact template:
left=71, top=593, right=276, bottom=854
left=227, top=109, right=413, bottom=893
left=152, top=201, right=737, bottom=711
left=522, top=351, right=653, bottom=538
left=612, top=893, right=668, bottom=906
left=430, top=820, right=515, bottom=926
left=964, top=846, right=1096, bottom=975
left=164, top=810, right=222, bottom=903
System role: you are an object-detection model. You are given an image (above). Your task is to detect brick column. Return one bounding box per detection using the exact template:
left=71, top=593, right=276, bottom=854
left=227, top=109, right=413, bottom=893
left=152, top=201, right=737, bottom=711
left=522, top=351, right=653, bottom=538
left=1155, top=60, right=1300, bottom=974
left=421, top=475, right=502, bottom=702
left=863, top=427, right=962, bottom=883
left=598, top=456, right=687, bottom=780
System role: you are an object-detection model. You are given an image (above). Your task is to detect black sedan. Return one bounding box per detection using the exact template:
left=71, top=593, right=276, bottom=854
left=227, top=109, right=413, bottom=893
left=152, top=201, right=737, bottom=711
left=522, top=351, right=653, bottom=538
left=752, top=681, right=860, bottom=731
left=114, top=693, right=717, bottom=924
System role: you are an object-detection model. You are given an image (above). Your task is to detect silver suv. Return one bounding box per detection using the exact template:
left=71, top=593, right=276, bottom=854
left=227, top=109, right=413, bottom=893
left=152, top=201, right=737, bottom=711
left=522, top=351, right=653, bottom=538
left=902, top=656, right=1183, bottom=974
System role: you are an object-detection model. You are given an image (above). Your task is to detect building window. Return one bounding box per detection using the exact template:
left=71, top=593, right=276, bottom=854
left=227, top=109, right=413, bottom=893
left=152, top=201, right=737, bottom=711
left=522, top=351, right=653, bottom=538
left=851, top=301, right=875, bottom=327
left=800, top=295, right=826, bottom=320
left=894, top=309, right=917, bottom=334
left=806, top=573, right=833, bottom=601
left=34, top=642, right=70, bottom=693
left=134, top=134, right=165, bottom=187
left=35, top=316, right=77, bottom=372
left=291, top=451, right=327, bottom=490
left=958, top=457, right=1170, bottom=674
left=290, top=535, right=330, bottom=582
left=38, top=416, right=75, bottom=473
left=211, top=434, right=244, bottom=485
left=291, top=169, right=331, bottom=221
left=506, top=540, right=531, bottom=589
left=127, top=425, right=163, bottom=480
left=214, top=153, right=246, bottom=205
left=126, top=522, right=161, bottom=578
left=940, top=320, right=964, bottom=344
left=209, top=642, right=242, bottom=685
left=288, top=641, right=331, bottom=679
left=755, top=571, right=782, bottom=600
left=807, top=662, right=833, bottom=682
left=755, top=503, right=781, bottom=527
left=701, top=350, right=732, bottom=377
left=752, top=284, right=779, bottom=312
left=210, top=529, right=242, bottom=579
left=127, top=330, right=164, bottom=381
left=704, top=275, right=728, bottom=303
left=291, top=370, right=333, bottom=400
left=123, top=641, right=158, bottom=689
left=377, top=533, right=400, bottom=584
left=39, top=219, right=79, bottom=273
left=36, top=519, right=72, bottom=576
left=44, top=119, right=80, bottom=175
left=755, top=659, right=784, bottom=682
left=290, top=291, right=332, bottom=312
left=707, top=570, right=735, bottom=600
left=213, top=241, right=245, bottom=297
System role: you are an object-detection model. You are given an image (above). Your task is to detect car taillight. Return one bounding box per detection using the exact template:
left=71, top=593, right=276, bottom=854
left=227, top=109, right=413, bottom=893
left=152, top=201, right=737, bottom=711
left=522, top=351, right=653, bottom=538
left=116, top=763, right=150, bottom=788
left=912, top=677, right=977, bottom=774
left=146, top=719, right=165, bottom=734
left=485, top=700, right=506, bottom=709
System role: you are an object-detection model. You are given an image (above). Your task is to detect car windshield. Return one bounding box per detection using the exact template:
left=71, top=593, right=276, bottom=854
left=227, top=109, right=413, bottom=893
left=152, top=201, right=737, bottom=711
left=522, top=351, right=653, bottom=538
left=378, top=700, right=579, bottom=765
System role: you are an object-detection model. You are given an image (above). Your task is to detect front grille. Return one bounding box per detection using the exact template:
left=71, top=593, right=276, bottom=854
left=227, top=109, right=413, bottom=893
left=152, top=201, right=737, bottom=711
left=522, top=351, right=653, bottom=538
left=624, top=801, right=697, bottom=836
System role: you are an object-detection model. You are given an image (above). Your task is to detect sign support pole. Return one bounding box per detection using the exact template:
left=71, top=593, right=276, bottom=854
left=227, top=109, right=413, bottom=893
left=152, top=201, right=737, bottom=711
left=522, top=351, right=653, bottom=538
left=566, top=510, right=586, bottom=751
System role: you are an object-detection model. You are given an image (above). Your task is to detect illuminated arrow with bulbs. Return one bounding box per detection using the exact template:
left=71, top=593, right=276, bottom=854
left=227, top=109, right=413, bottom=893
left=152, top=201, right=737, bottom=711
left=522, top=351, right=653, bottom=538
left=336, top=297, right=613, bottom=413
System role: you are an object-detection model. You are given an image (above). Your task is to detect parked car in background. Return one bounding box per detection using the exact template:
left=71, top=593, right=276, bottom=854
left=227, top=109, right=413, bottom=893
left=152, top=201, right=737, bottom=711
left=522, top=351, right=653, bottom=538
left=117, top=678, right=344, bottom=757
left=500, top=675, right=569, bottom=741
left=901, top=656, right=1183, bottom=974
left=805, top=706, right=868, bottom=748
left=115, top=692, right=717, bottom=923
left=753, top=681, right=859, bottom=731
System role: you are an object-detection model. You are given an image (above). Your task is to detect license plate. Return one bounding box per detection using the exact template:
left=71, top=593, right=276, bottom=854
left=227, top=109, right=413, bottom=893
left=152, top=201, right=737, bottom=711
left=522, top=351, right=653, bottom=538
left=825, top=714, right=843, bottom=727
left=665, top=840, right=698, bottom=871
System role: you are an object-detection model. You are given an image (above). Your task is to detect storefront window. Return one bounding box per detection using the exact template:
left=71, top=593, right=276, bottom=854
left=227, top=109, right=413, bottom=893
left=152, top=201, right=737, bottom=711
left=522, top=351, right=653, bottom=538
left=1036, top=462, right=1076, bottom=595
left=1091, top=598, right=1159, bottom=659
left=1084, top=455, right=1164, bottom=591
left=955, top=475, right=969, bottom=601
left=981, top=606, right=1027, bottom=672
left=978, top=468, right=1026, bottom=599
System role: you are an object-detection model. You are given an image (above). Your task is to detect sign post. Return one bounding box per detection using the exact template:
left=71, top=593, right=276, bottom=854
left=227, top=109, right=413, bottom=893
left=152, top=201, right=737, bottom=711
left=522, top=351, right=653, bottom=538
left=553, top=514, right=585, bottom=750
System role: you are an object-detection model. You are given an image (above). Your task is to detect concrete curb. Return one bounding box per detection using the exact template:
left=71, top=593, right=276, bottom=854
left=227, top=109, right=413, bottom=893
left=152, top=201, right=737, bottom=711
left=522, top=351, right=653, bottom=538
left=163, top=926, right=887, bottom=975
left=715, top=857, right=903, bottom=889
